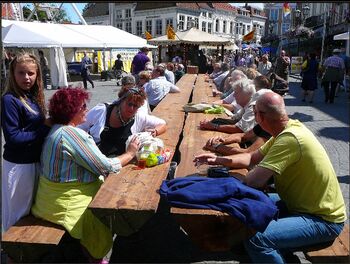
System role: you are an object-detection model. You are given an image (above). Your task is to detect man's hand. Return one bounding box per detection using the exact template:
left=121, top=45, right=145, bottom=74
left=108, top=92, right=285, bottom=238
left=193, top=153, right=218, bottom=166
left=206, top=136, right=225, bottom=146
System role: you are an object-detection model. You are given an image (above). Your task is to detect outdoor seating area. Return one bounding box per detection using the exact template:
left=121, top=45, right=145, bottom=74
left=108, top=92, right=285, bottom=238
left=3, top=73, right=348, bottom=263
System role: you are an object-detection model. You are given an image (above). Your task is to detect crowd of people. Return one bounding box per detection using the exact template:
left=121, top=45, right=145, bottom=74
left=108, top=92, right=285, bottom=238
left=1, top=46, right=347, bottom=264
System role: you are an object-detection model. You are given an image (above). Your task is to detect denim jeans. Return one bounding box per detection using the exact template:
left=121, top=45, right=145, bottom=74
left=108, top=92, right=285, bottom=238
left=244, top=193, right=344, bottom=263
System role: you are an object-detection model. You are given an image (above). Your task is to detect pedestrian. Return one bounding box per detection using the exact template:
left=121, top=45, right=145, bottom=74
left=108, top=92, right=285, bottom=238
left=321, top=49, right=345, bottom=103
left=1, top=52, right=51, bottom=232
left=131, top=47, right=150, bottom=83
left=301, top=53, right=319, bottom=103
left=197, top=49, right=208, bottom=74
left=113, top=54, right=124, bottom=85
left=257, top=54, right=272, bottom=76
left=80, top=51, right=95, bottom=89
left=38, top=50, right=49, bottom=89
left=274, top=50, right=290, bottom=82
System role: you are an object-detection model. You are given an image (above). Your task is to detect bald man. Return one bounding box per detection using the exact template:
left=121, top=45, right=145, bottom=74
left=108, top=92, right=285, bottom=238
left=194, top=92, right=346, bottom=263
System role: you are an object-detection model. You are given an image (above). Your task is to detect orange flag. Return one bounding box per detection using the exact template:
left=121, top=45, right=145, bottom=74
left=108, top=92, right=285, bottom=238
left=167, top=25, right=176, bottom=40
left=242, top=29, right=255, bottom=42
left=145, top=31, right=152, bottom=40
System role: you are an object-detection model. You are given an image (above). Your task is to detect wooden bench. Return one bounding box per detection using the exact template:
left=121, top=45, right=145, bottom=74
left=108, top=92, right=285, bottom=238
left=303, top=224, right=349, bottom=263
left=88, top=74, right=197, bottom=236
left=171, top=74, right=252, bottom=252
left=1, top=215, right=66, bottom=263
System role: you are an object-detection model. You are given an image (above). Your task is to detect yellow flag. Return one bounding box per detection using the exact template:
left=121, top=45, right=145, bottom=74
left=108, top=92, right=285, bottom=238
left=145, top=31, right=152, bottom=40
left=167, top=25, right=176, bottom=40
left=242, top=29, right=255, bottom=42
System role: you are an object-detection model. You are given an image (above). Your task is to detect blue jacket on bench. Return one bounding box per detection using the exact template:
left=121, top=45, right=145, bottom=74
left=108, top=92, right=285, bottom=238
left=160, top=176, right=278, bottom=232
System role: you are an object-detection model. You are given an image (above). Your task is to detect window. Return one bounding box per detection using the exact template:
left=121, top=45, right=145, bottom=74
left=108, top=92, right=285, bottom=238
left=116, top=10, right=122, bottom=19
left=230, top=21, right=234, bottom=34
left=282, top=23, right=289, bottom=33
left=125, top=21, right=132, bottom=33
left=202, top=21, right=207, bottom=32
left=208, top=22, right=212, bottom=33
left=156, top=19, right=162, bottom=35
left=208, top=12, right=212, bottom=18
left=247, top=25, right=251, bottom=32
left=187, top=16, right=194, bottom=28
left=215, top=19, right=219, bottom=32
left=179, top=15, right=185, bottom=30
left=203, top=11, right=207, bottom=17
left=125, top=9, right=131, bottom=19
left=116, top=22, right=123, bottom=30
left=146, top=20, right=152, bottom=35
left=242, top=24, right=246, bottom=35
left=270, top=9, right=278, bottom=21
left=236, top=23, right=240, bottom=34
left=166, top=18, right=173, bottom=29
left=194, top=18, right=199, bottom=29
left=136, top=21, right=142, bottom=36
left=223, top=21, right=227, bottom=33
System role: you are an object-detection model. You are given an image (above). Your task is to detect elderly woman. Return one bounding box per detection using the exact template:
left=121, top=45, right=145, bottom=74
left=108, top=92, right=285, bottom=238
left=79, top=85, right=167, bottom=157
left=31, top=88, right=139, bottom=262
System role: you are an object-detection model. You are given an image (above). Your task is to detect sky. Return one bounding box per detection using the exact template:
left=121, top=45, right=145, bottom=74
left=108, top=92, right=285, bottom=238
left=230, top=3, right=264, bottom=9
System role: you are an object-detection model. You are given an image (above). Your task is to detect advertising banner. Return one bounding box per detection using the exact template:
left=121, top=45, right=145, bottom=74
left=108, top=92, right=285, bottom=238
left=291, top=56, right=303, bottom=74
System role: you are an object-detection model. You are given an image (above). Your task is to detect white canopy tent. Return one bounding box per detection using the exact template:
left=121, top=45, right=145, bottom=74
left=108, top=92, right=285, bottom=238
left=2, top=19, right=155, bottom=87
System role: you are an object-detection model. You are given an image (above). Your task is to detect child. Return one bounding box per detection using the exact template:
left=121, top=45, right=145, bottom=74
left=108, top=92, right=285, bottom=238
left=1, top=52, right=51, bottom=231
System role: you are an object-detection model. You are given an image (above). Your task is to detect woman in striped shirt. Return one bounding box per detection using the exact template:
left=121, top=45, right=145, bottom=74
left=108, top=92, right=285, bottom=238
left=31, top=88, right=140, bottom=263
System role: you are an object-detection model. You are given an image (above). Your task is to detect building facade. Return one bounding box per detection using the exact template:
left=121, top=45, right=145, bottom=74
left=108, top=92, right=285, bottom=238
left=83, top=3, right=267, bottom=49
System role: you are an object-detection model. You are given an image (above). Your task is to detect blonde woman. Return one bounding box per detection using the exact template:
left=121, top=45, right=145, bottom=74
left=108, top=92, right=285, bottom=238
left=1, top=52, right=51, bottom=231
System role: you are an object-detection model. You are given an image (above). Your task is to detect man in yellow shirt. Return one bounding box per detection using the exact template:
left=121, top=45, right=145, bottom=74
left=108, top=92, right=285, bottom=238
left=194, top=92, right=346, bottom=263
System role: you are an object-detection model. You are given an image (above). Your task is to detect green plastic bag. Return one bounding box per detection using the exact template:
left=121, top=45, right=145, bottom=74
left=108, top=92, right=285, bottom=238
left=204, top=105, right=225, bottom=114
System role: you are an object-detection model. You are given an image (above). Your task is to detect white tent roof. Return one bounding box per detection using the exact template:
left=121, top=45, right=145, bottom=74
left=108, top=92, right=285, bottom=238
left=334, top=32, right=349, bottom=41
left=2, top=19, right=154, bottom=49
left=148, top=27, right=232, bottom=46
left=2, top=23, right=60, bottom=48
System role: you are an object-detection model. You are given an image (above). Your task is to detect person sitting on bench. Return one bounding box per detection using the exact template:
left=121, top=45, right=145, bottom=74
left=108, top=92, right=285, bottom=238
left=194, top=92, right=346, bottom=263
left=31, top=88, right=140, bottom=263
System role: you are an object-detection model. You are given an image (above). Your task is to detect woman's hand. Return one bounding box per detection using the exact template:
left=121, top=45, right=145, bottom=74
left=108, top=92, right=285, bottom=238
left=145, top=127, right=158, bottom=137
left=206, top=136, right=224, bottom=146
left=126, top=135, right=140, bottom=156
left=199, top=119, right=214, bottom=130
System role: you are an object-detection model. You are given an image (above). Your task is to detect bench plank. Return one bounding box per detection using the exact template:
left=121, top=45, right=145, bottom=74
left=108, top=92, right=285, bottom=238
left=305, top=224, right=349, bottom=263
left=2, top=215, right=65, bottom=245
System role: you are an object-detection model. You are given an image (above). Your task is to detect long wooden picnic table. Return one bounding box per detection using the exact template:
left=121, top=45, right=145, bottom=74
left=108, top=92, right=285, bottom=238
left=88, top=74, right=196, bottom=235
left=171, top=74, right=254, bottom=252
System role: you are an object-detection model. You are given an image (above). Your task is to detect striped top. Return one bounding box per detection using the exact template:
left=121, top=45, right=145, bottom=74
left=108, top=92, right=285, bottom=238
left=41, top=124, right=121, bottom=183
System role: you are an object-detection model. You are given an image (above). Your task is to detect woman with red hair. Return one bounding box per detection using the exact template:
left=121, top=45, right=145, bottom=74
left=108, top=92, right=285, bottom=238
left=31, top=88, right=139, bottom=263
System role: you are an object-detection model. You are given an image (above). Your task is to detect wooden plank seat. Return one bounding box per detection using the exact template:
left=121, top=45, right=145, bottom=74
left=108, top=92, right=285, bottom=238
left=1, top=214, right=66, bottom=262
left=170, top=74, right=253, bottom=252
left=303, top=224, right=349, bottom=263
left=88, top=74, right=197, bottom=236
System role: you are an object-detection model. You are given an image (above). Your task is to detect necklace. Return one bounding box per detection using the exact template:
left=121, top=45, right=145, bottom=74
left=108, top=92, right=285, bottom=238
left=115, top=105, right=134, bottom=126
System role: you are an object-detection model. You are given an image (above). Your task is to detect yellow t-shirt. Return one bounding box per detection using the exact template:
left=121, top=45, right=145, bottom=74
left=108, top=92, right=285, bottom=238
left=258, top=119, right=346, bottom=223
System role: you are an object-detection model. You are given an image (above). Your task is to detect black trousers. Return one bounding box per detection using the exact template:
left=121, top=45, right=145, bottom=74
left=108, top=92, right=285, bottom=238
left=322, top=81, right=337, bottom=103
left=81, top=71, right=94, bottom=89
